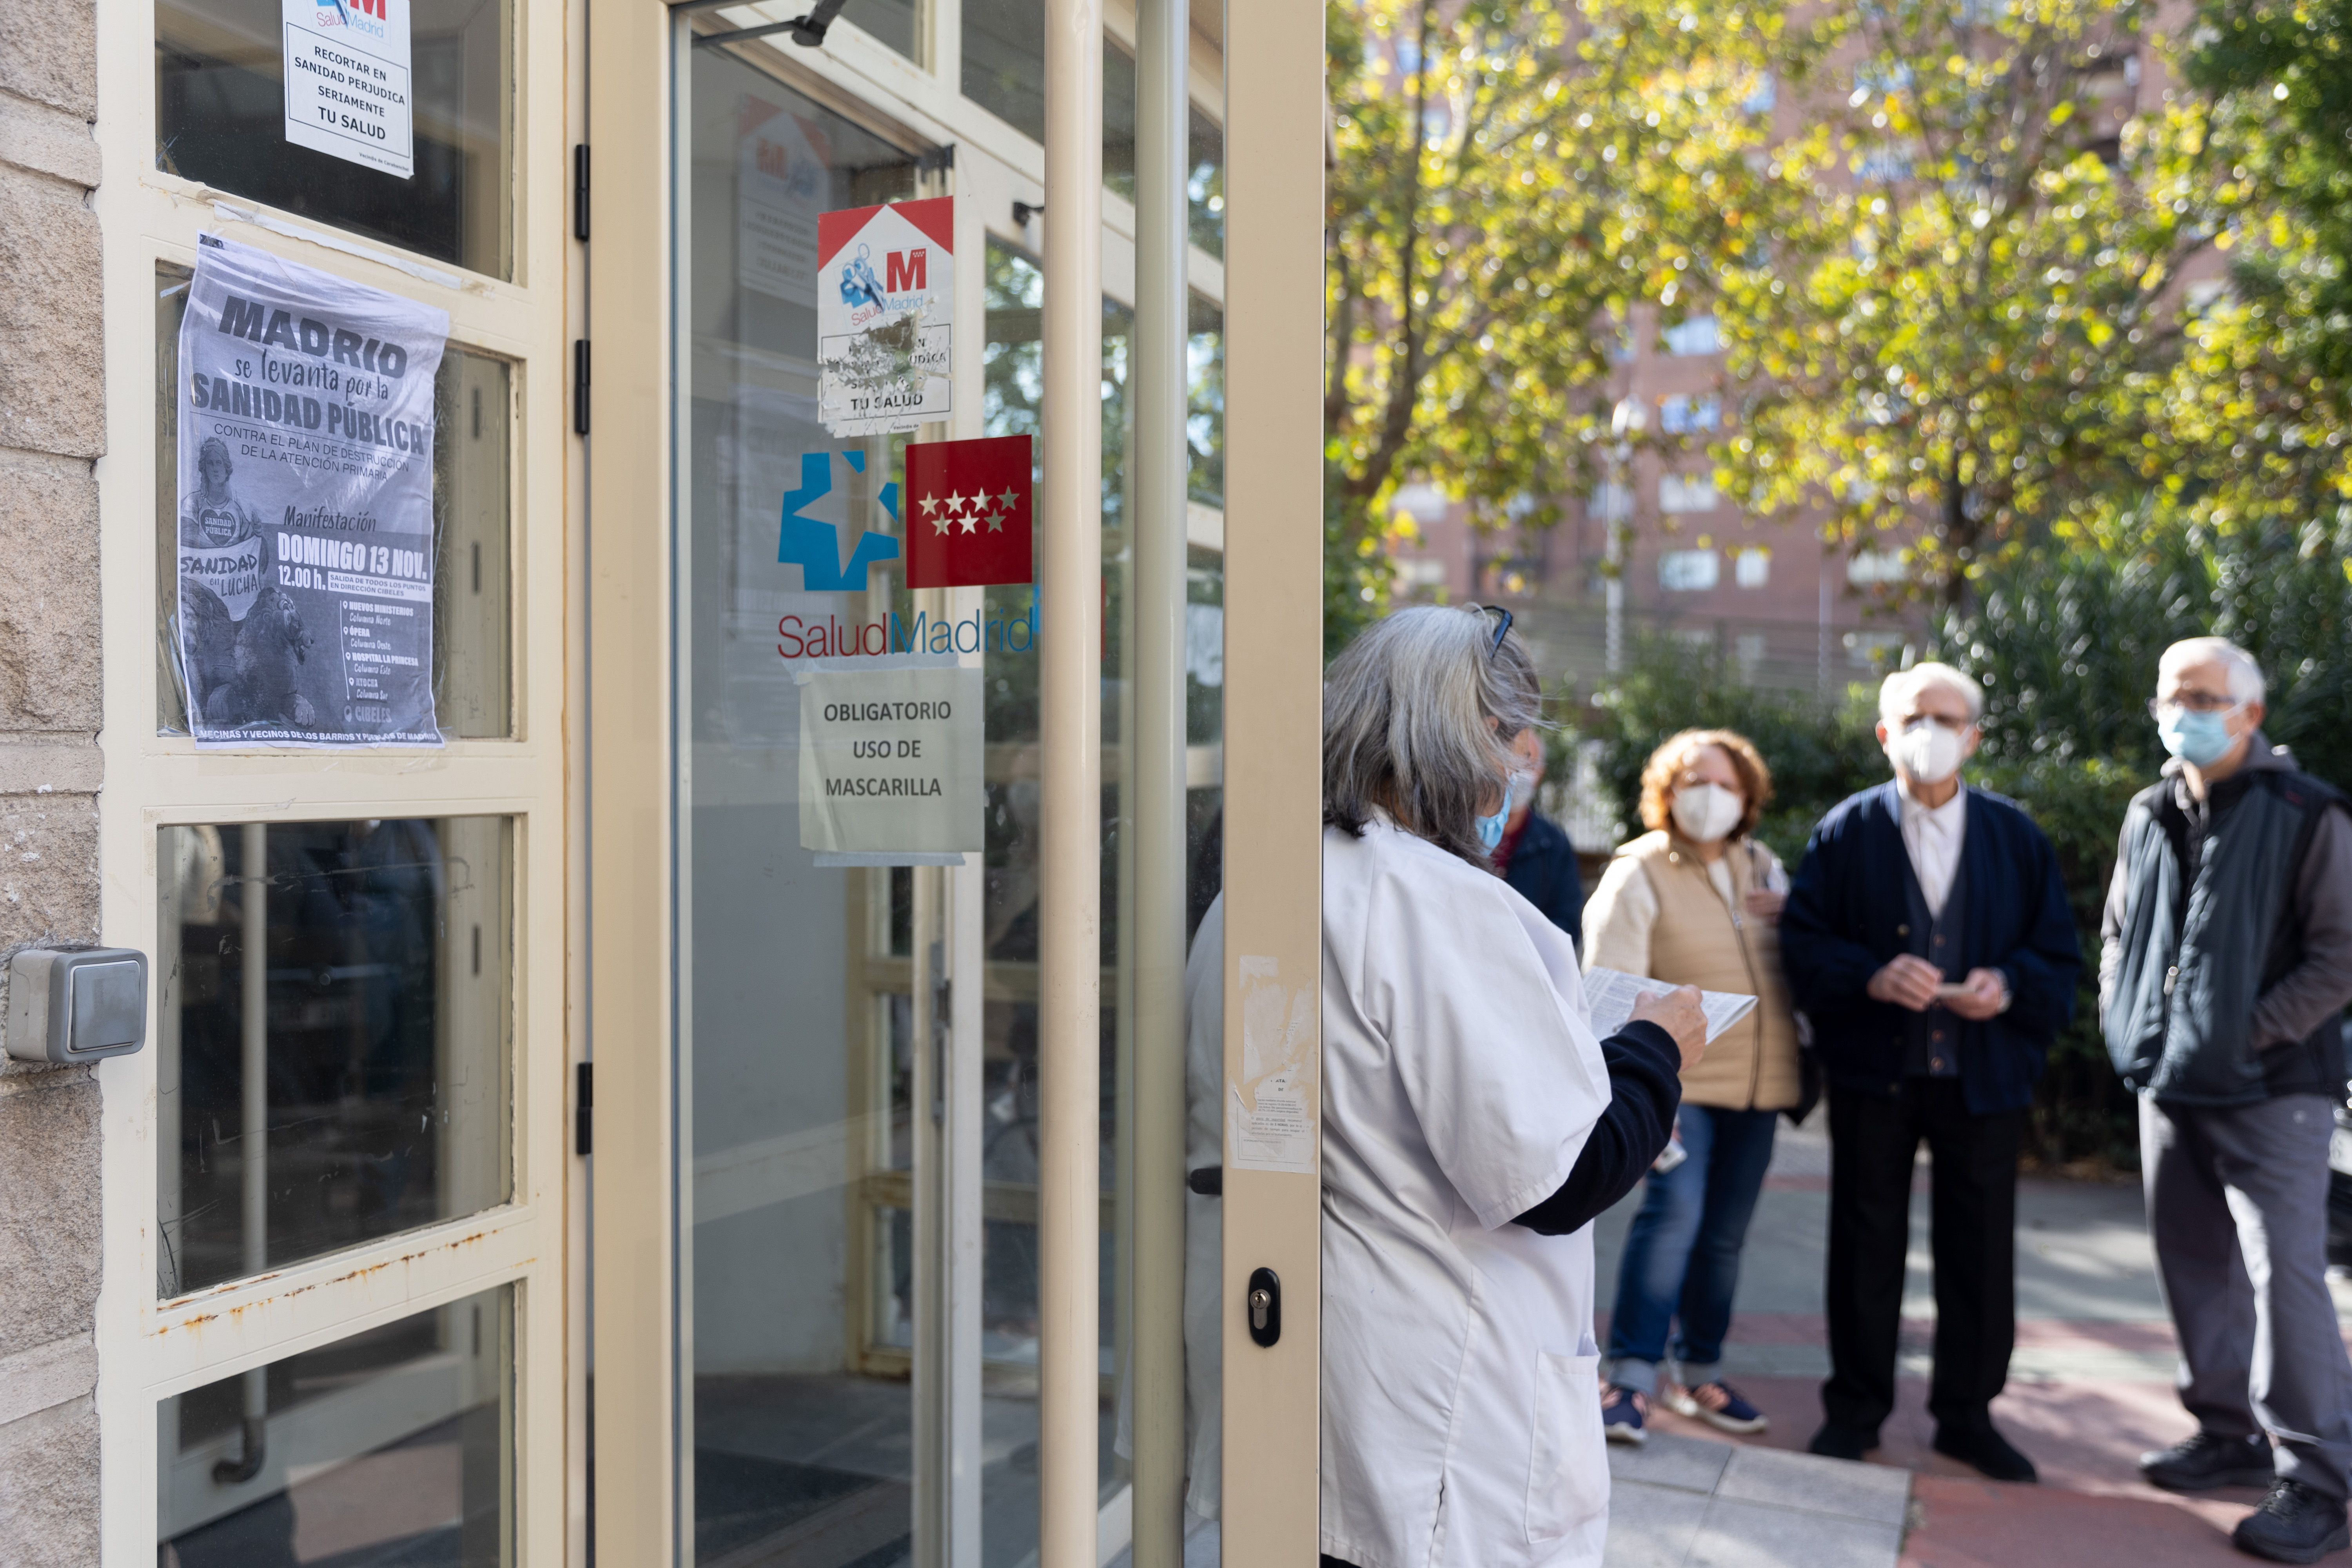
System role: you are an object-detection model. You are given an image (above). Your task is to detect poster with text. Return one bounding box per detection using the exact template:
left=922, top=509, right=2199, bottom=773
left=176, top=232, right=449, bottom=747
left=815, top=197, right=954, bottom=436
left=282, top=0, right=415, bottom=178
left=737, top=96, right=831, bottom=303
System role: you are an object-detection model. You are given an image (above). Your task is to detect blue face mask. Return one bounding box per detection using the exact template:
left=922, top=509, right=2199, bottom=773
left=2159, top=708, right=2237, bottom=768
left=1476, top=781, right=1514, bottom=853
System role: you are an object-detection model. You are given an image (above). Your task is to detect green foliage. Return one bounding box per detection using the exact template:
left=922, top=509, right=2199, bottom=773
left=1322, top=0, right=1801, bottom=636
left=1713, top=0, right=2250, bottom=604
left=1579, top=635, right=1885, bottom=866
left=1939, top=501, right=2352, bottom=793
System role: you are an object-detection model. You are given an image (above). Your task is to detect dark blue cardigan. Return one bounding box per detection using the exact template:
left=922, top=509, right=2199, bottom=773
left=1501, top=810, right=1584, bottom=950
left=1779, top=782, right=2082, bottom=1115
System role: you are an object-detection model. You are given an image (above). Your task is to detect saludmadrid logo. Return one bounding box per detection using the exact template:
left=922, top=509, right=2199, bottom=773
left=777, top=601, right=1037, bottom=661
left=773, top=447, right=1039, bottom=660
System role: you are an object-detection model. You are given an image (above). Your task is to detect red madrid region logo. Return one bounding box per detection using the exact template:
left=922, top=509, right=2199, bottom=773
left=903, top=434, right=1034, bottom=588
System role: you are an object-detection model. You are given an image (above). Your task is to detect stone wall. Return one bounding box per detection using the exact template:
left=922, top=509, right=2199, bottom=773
left=0, top=0, right=106, bottom=1553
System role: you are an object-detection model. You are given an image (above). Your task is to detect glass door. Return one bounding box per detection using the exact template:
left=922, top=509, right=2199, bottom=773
left=588, top=2, right=1322, bottom=1563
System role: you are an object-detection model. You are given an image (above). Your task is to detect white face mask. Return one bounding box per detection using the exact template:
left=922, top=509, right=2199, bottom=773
left=1890, top=720, right=1967, bottom=785
left=1669, top=782, right=1744, bottom=844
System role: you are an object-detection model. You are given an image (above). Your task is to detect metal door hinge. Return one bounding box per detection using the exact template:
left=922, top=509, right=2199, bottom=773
left=572, top=340, right=590, bottom=436
left=575, top=1061, right=593, bottom=1156
left=573, top=145, right=590, bottom=241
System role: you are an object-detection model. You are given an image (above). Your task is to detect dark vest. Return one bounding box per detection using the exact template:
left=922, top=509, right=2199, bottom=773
left=2105, top=768, right=2349, bottom=1104
left=1901, top=845, right=1967, bottom=1078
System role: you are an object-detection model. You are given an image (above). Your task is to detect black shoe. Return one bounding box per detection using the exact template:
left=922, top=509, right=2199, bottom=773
left=1933, top=1421, right=2038, bottom=1483
left=1808, top=1422, right=1875, bottom=1461
left=2233, top=1479, right=2351, bottom=1564
left=2143, top=1431, right=2278, bottom=1494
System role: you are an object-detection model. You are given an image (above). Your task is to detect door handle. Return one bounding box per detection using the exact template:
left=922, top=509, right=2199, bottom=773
left=1246, top=1266, right=1281, bottom=1347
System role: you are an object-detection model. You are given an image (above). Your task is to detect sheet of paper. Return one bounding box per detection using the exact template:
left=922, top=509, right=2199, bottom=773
left=1583, top=966, right=1757, bottom=1045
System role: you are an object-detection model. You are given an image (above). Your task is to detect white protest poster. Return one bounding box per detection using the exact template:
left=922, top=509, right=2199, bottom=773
left=796, top=659, right=983, bottom=864
left=281, top=0, right=414, bottom=178
left=815, top=197, right=955, bottom=437
left=176, top=232, right=450, bottom=747
left=737, top=96, right=831, bottom=303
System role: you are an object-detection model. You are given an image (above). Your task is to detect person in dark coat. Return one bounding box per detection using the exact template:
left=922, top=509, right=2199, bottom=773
left=2102, top=638, right=2352, bottom=1566
left=1779, top=662, right=2080, bottom=1482
left=1493, top=728, right=1585, bottom=949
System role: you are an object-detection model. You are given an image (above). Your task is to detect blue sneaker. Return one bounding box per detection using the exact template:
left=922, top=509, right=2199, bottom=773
left=1670, top=1379, right=1768, bottom=1435
left=1601, top=1384, right=1649, bottom=1446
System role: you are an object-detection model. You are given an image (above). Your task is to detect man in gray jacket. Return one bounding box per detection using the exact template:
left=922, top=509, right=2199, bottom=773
left=2102, top=637, right=2352, bottom=1565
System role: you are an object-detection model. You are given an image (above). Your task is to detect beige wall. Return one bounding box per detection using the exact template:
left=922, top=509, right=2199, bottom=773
left=0, top=0, right=107, bottom=1554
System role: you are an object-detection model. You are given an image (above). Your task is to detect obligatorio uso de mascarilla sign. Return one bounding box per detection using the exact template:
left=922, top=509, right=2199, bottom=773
left=795, top=658, right=983, bottom=865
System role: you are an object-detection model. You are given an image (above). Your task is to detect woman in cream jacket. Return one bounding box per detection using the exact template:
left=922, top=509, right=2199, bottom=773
left=1584, top=728, right=1802, bottom=1444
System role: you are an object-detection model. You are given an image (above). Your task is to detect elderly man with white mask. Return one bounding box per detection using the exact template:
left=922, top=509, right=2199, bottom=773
left=1780, top=662, right=2080, bottom=1481
left=1180, top=604, right=1706, bottom=1568
left=2102, top=638, right=2352, bottom=1565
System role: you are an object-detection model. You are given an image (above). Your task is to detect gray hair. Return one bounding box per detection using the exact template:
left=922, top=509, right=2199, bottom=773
left=2159, top=636, right=2267, bottom=705
left=1878, top=661, right=1984, bottom=725
left=1323, top=604, right=1540, bottom=864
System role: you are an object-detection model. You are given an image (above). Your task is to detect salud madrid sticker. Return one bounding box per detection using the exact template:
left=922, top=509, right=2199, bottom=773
left=815, top=198, right=954, bottom=437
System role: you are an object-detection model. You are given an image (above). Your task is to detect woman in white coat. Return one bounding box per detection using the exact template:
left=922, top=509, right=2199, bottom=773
left=1183, top=604, right=1704, bottom=1568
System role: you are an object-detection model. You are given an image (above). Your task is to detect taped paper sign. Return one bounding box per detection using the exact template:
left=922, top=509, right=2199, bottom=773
left=282, top=0, right=414, bottom=178
left=815, top=197, right=954, bottom=436
left=1228, top=955, right=1318, bottom=1175
left=796, top=657, right=983, bottom=864
left=176, top=233, right=448, bottom=746
left=737, top=96, right=830, bottom=303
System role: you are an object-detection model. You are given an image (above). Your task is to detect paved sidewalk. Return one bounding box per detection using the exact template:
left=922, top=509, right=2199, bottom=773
left=1604, top=1431, right=1911, bottom=1568
left=1592, top=1116, right=2352, bottom=1567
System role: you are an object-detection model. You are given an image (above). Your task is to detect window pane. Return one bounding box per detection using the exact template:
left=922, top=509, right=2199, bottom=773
left=1187, top=106, right=1223, bottom=258
left=156, top=265, right=515, bottom=738
left=1187, top=293, right=1222, bottom=507
left=156, top=817, right=513, bottom=1298
left=158, top=1283, right=512, bottom=1564
left=156, top=0, right=514, bottom=277
left=963, top=6, right=1136, bottom=204
left=840, top=0, right=916, bottom=60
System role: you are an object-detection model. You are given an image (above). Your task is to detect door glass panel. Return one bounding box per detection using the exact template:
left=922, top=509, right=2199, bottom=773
left=155, top=817, right=514, bottom=1298
left=155, top=0, right=515, bottom=278
left=157, top=1282, right=514, bottom=1564
left=155, top=265, right=517, bottom=739
left=681, top=50, right=923, bottom=1568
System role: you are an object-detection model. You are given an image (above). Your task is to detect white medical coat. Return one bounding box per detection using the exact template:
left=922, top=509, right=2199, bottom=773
left=1184, top=815, right=1617, bottom=1568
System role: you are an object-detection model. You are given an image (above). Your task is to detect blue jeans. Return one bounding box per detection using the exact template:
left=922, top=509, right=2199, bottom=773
left=1606, top=1104, right=1779, bottom=1396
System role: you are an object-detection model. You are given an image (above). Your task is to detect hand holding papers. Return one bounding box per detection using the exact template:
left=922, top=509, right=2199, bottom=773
left=1586, top=966, right=1758, bottom=1045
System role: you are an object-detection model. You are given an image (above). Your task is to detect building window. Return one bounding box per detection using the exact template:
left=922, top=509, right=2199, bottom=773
left=156, top=818, right=514, bottom=1298
left=1658, top=394, right=1720, bottom=434
left=1661, top=315, right=1720, bottom=356
left=159, top=1283, right=513, bottom=1561
left=1659, top=548, right=1719, bottom=592
left=155, top=0, right=515, bottom=277
left=156, top=267, right=517, bottom=738
left=1849, top=546, right=1911, bottom=584
left=1590, top=482, right=1634, bottom=523
left=1733, top=546, right=1770, bottom=588
left=1659, top=474, right=1718, bottom=514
